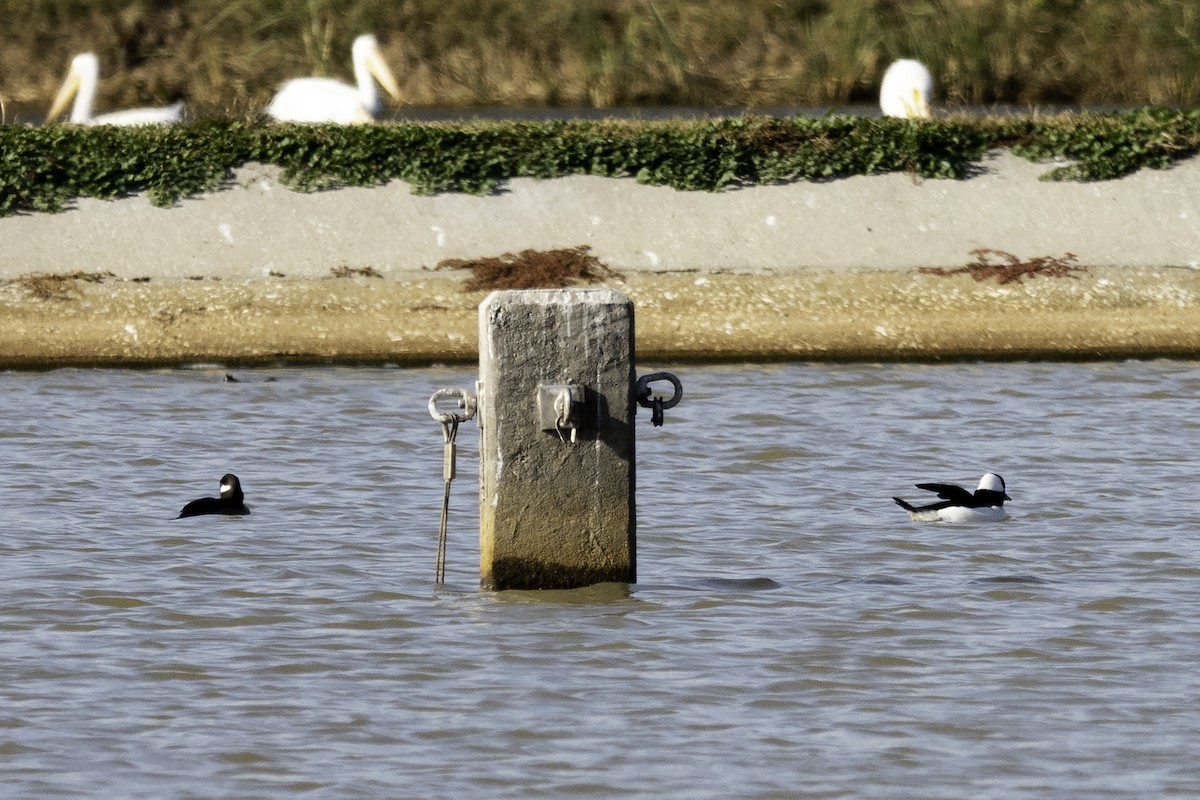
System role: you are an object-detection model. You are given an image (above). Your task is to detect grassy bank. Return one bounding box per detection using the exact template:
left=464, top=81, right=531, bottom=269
left=2, top=0, right=1200, bottom=120
left=3, top=110, right=1199, bottom=216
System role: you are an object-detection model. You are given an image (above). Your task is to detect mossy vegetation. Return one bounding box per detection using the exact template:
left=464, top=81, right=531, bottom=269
left=2, top=110, right=1199, bottom=217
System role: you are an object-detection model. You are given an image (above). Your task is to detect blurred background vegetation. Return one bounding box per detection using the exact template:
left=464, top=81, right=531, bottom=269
left=2, top=0, right=1198, bottom=121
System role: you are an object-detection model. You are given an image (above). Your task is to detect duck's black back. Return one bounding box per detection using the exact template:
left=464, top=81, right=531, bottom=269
left=177, top=497, right=250, bottom=518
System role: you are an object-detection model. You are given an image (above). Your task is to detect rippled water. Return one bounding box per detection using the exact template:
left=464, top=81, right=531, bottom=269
left=4, top=360, right=1200, bottom=799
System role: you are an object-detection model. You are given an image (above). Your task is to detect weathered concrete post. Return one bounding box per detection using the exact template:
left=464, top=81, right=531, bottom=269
left=477, top=288, right=636, bottom=590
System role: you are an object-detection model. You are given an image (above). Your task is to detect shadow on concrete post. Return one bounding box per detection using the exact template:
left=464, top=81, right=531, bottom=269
left=477, top=288, right=637, bottom=590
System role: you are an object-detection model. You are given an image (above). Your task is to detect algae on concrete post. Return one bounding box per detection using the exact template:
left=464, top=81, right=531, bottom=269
left=478, top=288, right=636, bottom=590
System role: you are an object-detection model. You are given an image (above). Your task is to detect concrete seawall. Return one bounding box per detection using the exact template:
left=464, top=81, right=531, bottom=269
left=2, top=151, right=1198, bottom=366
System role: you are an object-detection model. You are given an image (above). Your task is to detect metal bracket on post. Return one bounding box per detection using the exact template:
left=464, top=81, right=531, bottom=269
left=537, top=383, right=583, bottom=442
left=427, top=387, right=478, bottom=585
left=636, top=372, right=683, bottom=427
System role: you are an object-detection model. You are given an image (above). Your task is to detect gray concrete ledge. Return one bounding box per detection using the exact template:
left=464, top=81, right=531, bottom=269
left=1, top=151, right=1198, bottom=365
left=2, top=151, right=1198, bottom=280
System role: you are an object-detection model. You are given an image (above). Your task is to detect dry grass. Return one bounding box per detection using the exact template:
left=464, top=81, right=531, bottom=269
left=10, top=271, right=116, bottom=300
left=920, top=249, right=1087, bottom=285
left=4, top=0, right=1200, bottom=119
left=436, top=246, right=622, bottom=292
left=330, top=265, right=383, bottom=278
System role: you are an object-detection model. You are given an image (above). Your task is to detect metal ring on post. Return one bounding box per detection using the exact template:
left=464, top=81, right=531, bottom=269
left=635, top=372, right=683, bottom=410
left=428, top=387, right=478, bottom=425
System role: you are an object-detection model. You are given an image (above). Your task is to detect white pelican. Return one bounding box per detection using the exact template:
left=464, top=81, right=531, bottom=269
left=879, top=59, right=933, bottom=119
left=265, top=34, right=401, bottom=124
left=46, top=52, right=183, bottom=126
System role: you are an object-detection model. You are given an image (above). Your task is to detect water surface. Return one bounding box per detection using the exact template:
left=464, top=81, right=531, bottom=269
left=3, top=361, right=1199, bottom=798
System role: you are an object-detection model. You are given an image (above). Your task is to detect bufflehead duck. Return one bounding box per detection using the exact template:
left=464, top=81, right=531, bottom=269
left=893, top=473, right=1010, bottom=522
left=177, top=473, right=250, bottom=518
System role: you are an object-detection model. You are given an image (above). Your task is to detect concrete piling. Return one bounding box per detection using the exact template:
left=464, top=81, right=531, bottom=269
left=477, top=288, right=637, bottom=590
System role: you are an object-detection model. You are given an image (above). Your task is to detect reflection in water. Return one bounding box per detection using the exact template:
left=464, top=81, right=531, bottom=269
left=3, top=361, right=1200, bottom=798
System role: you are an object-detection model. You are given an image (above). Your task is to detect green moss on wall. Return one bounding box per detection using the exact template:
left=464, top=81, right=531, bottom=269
left=3, top=109, right=1198, bottom=217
